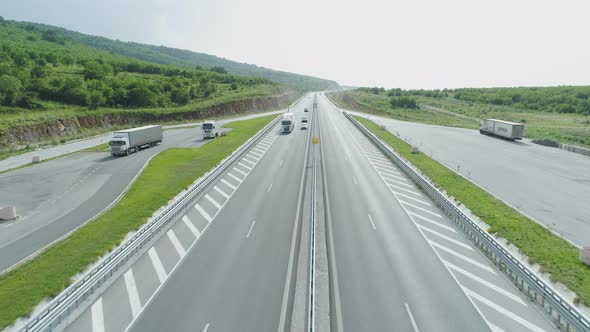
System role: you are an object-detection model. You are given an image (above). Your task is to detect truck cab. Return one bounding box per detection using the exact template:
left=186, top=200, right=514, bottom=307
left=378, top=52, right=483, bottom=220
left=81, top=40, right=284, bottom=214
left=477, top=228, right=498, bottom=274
left=202, top=121, right=219, bottom=139
left=109, top=133, right=130, bottom=155
left=281, top=114, right=294, bottom=133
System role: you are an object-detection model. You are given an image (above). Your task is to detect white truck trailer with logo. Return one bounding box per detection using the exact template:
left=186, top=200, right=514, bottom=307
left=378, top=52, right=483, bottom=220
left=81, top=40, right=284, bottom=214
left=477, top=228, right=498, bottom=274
left=479, top=119, right=524, bottom=140
left=281, top=113, right=294, bottom=133
left=202, top=121, right=219, bottom=139
left=110, top=125, right=163, bottom=156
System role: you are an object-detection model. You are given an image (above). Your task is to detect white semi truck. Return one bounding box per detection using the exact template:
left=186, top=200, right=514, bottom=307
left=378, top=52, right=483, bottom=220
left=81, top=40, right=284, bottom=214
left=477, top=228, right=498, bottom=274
left=479, top=119, right=524, bottom=140
left=202, top=121, right=219, bottom=139
left=110, top=125, right=163, bottom=156
left=281, top=113, right=294, bottom=133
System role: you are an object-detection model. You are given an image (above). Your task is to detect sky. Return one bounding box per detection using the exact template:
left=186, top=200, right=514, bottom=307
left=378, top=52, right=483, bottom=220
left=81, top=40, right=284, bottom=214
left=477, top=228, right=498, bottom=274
left=1, top=0, right=589, bottom=89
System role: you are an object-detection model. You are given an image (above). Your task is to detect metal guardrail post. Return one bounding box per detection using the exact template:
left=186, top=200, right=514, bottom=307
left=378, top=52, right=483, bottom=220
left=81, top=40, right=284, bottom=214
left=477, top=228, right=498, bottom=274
left=343, top=112, right=590, bottom=332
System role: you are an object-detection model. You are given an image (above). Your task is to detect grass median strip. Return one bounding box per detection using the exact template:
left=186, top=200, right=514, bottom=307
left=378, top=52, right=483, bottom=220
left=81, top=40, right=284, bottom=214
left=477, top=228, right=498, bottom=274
left=354, top=115, right=590, bottom=307
left=0, top=114, right=277, bottom=330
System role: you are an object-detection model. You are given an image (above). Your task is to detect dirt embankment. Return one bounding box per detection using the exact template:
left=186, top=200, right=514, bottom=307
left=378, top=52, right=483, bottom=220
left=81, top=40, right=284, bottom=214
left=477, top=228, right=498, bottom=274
left=0, top=91, right=299, bottom=148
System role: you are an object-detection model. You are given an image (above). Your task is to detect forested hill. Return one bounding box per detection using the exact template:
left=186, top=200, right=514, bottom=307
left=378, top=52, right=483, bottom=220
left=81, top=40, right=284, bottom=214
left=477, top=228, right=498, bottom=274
left=17, top=21, right=339, bottom=92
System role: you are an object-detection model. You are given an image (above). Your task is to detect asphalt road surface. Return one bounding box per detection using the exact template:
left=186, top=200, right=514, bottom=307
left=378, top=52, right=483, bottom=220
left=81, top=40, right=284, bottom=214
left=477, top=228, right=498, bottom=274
left=347, top=110, right=590, bottom=247
left=61, top=94, right=557, bottom=332
left=0, top=111, right=284, bottom=273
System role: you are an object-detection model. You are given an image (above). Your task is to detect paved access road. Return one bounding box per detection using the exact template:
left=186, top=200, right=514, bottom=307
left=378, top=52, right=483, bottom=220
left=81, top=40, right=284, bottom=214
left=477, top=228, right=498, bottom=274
left=347, top=110, right=590, bottom=247
left=0, top=111, right=284, bottom=273
left=61, top=94, right=556, bottom=332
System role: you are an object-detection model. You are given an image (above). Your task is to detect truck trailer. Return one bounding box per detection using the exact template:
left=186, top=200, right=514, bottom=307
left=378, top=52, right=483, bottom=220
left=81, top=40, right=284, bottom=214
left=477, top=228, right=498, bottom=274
left=281, top=113, right=294, bottom=133
left=479, top=119, right=524, bottom=140
left=110, top=125, right=163, bottom=156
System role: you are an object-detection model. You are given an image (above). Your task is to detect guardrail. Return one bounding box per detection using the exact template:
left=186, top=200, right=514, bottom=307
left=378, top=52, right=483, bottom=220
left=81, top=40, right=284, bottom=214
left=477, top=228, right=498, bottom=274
left=343, top=112, right=590, bottom=332
left=21, top=114, right=283, bottom=332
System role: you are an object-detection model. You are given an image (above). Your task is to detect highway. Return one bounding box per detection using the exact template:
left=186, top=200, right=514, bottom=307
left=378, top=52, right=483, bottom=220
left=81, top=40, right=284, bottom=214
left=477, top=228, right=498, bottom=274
left=0, top=111, right=284, bottom=273
left=347, top=110, right=590, bottom=247
left=59, top=94, right=557, bottom=332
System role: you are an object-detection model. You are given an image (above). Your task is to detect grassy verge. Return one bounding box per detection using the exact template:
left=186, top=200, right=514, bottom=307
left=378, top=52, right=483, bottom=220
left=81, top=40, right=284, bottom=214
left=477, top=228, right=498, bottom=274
left=0, top=114, right=277, bottom=330
left=83, top=142, right=110, bottom=152
left=354, top=115, right=590, bottom=306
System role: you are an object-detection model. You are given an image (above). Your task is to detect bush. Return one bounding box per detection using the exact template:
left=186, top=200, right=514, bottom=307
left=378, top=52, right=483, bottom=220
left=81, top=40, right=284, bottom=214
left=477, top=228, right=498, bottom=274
left=390, top=96, right=418, bottom=109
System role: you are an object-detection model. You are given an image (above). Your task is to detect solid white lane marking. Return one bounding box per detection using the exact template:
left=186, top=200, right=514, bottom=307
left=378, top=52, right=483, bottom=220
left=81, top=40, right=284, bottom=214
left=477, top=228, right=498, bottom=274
left=148, top=247, right=167, bottom=283
left=91, top=297, right=105, bottom=332
left=352, top=175, right=358, bottom=185
left=416, top=224, right=473, bottom=251
left=391, top=191, right=432, bottom=206
left=399, top=201, right=443, bottom=218
left=367, top=155, right=389, bottom=162
left=233, top=167, right=248, bottom=177
left=364, top=149, right=386, bottom=158
left=405, top=303, right=420, bottom=332
left=367, top=214, right=376, bottom=230
left=388, top=183, right=422, bottom=196
left=444, top=261, right=526, bottom=305
left=242, top=158, right=256, bottom=166
left=279, top=159, right=283, bottom=167
left=374, top=165, right=402, bottom=176
left=267, top=183, right=273, bottom=192
left=382, top=176, right=414, bottom=188
left=377, top=170, right=407, bottom=181
left=203, top=323, right=210, bottom=332
left=213, top=186, right=230, bottom=199
left=227, top=172, right=243, bottom=183
left=238, top=162, right=252, bottom=170
left=124, top=269, right=142, bottom=318
left=221, top=178, right=237, bottom=190
left=464, top=288, right=547, bottom=332
left=429, top=241, right=497, bottom=274
left=371, top=159, right=398, bottom=170
left=167, top=230, right=186, bottom=257
left=247, top=153, right=260, bottom=160
left=182, top=216, right=201, bottom=238
left=194, top=203, right=213, bottom=223
left=246, top=220, right=256, bottom=238
left=205, top=194, right=222, bottom=209
left=488, top=322, right=506, bottom=332
left=408, top=212, right=456, bottom=233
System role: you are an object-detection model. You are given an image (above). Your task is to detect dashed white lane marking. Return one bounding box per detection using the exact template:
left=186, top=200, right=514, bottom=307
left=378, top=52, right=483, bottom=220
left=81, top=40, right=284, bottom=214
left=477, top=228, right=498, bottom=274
left=194, top=203, right=213, bottom=223
left=377, top=170, right=408, bottom=182
left=267, top=183, right=273, bottom=192
left=382, top=176, right=414, bottom=188
left=249, top=150, right=263, bottom=158
left=416, top=224, right=474, bottom=251
left=352, top=176, right=358, bottom=185
left=444, top=261, right=526, bottom=305
left=390, top=190, right=431, bottom=206
left=367, top=214, right=376, bottom=230
left=167, top=230, right=186, bottom=257
left=429, top=241, right=497, bottom=274
left=227, top=172, right=243, bottom=183
left=214, top=186, right=230, bottom=199
left=279, top=159, right=283, bottom=167
left=148, top=247, right=167, bottom=283
left=404, top=303, right=420, bottom=332
left=247, top=153, right=260, bottom=161
left=203, top=323, right=210, bottom=332
left=205, top=194, right=222, bottom=210
left=233, top=167, right=248, bottom=177
left=367, top=154, right=389, bottom=162
left=387, top=183, right=422, bottom=196
left=252, top=147, right=266, bottom=154
left=246, top=220, right=256, bottom=238
left=370, top=159, right=400, bottom=171
left=242, top=158, right=256, bottom=166
left=221, top=178, right=237, bottom=190
left=238, top=162, right=252, bottom=170
left=124, top=269, right=142, bottom=318
left=408, top=212, right=456, bottom=233
left=91, top=297, right=105, bottom=332
left=399, top=201, right=442, bottom=218
left=182, top=216, right=201, bottom=238
left=258, top=141, right=271, bottom=148
left=374, top=165, right=402, bottom=176
left=464, top=288, right=547, bottom=332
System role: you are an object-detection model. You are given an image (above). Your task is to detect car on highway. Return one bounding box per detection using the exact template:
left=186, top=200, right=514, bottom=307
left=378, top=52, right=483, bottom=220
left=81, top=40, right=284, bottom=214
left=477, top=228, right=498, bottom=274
left=301, top=118, right=309, bottom=130
left=304, top=107, right=309, bottom=112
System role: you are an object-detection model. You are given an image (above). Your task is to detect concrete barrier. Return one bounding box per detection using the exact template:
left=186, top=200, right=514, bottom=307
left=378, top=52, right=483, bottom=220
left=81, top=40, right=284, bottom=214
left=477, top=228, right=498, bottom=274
left=581, top=246, right=590, bottom=267
left=0, top=206, right=16, bottom=220
left=32, top=155, right=41, bottom=163
left=559, top=143, right=590, bottom=157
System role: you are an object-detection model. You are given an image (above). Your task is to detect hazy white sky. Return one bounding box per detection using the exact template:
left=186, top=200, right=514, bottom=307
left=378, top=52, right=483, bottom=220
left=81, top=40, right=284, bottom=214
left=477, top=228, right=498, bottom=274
left=1, top=0, right=589, bottom=89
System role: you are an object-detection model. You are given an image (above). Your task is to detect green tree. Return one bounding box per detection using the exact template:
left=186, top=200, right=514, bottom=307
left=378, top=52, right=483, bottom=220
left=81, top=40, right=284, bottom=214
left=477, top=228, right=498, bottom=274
left=87, top=90, right=106, bottom=110
left=0, top=75, right=23, bottom=105
left=42, top=30, right=59, bottom=42
left=390, top=96, right=418, bottom=109
left=210, top=66, right=227, bottom=74
left=83, top=61, right=109, bottom=80
left=230, top=82, right=238, bottom=90
left=127, top=82, right=155, bottom=107
left=30, top=65, right=47, bottom=78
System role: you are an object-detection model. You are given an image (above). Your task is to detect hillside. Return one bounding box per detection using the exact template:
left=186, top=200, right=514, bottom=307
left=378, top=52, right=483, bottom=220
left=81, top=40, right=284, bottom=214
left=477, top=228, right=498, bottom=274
left=16, top=21, right=339, bottom=92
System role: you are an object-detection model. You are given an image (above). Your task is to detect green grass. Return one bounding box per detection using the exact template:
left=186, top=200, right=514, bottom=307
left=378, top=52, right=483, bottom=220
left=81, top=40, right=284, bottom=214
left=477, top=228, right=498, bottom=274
left=83, top=142, right=109, bottom=152
left=0, top=114, right=277, bottom=330
left=354, top=115, right=590, bottom=307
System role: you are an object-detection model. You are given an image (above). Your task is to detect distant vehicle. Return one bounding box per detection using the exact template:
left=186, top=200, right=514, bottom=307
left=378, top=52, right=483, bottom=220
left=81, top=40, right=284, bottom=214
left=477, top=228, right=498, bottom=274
left=110, top=125, right=163, bottom=156
left=202, top=121, right=219, bottom=139
left=304, top=107, right=309, bottom=112
left=300, top=117, right=309, bottom=130
left=479, top=119, right=524, bottom=140
left=281, top=113, right=294, bottom=133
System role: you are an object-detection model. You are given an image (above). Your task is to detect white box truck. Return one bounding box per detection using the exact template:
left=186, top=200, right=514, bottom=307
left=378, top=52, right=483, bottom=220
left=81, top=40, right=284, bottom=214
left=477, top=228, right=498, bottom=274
left=281, top=113, right=294, bottom=133
left=110, top=125, right=163, bottom=156
left=479, top=119, right=524, bottom=140
left=202, top=121, right=219, bottom=139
